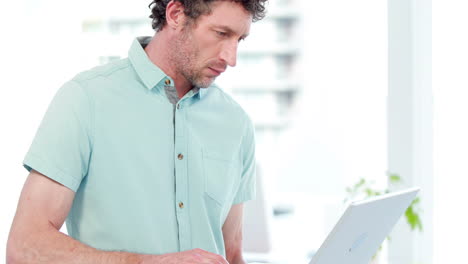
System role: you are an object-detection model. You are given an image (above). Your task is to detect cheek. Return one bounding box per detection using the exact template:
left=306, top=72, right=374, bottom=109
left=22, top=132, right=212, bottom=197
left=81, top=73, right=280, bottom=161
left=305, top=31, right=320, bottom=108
left=194, top=48, right=218, bottom=67
left=195, top=34, right=223, bottom=60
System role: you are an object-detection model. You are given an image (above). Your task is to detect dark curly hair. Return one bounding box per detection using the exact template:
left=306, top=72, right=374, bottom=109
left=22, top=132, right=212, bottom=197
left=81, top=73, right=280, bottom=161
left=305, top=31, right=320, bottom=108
left=148, top=0, right=268, bottom=32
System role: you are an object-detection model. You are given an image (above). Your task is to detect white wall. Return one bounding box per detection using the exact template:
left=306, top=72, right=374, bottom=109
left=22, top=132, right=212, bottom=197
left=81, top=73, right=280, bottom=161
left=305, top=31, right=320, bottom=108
left=280, top=0, right=388, bottom=194
left=433, top=1, right=468, bottom=262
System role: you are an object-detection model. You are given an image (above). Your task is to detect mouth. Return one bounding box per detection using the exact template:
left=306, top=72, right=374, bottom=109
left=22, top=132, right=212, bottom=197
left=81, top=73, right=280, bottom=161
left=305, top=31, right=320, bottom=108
left=207, top=67, right=225, bottom=76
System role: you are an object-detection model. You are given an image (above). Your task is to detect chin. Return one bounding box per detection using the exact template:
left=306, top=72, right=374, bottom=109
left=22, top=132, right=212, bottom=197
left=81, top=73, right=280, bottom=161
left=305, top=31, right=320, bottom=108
left=195, top=78, right=216, bottom=88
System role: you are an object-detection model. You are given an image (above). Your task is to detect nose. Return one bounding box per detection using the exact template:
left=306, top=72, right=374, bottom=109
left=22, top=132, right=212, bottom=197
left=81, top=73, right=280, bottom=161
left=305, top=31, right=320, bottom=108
left=219, top=41, right=238, bottom=67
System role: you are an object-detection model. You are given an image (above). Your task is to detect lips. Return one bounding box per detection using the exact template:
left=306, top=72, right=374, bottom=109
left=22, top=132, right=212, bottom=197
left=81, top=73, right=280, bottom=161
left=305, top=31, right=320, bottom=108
left=208, top=67, right=225, bottom=76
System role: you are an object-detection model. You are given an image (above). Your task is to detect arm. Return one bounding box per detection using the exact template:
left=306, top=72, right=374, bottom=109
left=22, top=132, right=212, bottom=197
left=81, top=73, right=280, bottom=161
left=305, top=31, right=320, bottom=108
left=6, top=170, right=147, bottom=264
left=222, top=203, right=247, bottom=264
left=6, top=170, right=228, bottom=264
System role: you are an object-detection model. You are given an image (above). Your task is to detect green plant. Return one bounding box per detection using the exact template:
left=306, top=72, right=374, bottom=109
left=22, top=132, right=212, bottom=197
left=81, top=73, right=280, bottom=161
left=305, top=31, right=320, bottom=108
left=344, top=173, right=423, bottom=232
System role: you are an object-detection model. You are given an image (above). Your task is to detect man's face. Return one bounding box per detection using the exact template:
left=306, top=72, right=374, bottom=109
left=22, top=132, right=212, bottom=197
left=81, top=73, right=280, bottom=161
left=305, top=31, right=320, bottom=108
left=171, top=1, right=252, bottom=88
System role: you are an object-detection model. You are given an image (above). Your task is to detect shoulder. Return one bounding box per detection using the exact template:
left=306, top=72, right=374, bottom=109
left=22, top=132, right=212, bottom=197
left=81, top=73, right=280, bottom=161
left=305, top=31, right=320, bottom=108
left=61, top=58, right=140, bottom=102
left=204, top=84, right=253, bottom=127
left=50, top=59, right=135, bottom=115
left=71, top=58, right=133, bottom=85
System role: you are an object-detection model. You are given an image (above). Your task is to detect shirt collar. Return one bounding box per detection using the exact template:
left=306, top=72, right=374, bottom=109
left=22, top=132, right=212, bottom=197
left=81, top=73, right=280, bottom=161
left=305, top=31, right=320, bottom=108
left=128, top=36, right=206, bottom=99
left=129, top=36, right=168, bottom=91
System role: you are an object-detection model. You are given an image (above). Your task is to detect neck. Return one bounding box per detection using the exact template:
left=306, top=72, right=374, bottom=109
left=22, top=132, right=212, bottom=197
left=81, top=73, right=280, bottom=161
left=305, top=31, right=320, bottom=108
left=144, top=31, right=192, bottom=98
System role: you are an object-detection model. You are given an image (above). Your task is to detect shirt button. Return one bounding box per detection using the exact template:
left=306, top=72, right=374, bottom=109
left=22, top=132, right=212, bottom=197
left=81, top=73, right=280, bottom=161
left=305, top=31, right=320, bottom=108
left=178, top=153, right=184, bottom=160
left=165, top=79, right=171, bottom=85
left=179, top=202, right=184, bottom=209
left=177, top=104, right=180, bottom=109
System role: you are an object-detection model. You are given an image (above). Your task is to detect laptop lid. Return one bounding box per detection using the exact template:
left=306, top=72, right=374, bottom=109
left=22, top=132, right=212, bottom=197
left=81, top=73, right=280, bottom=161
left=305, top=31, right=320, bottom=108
left=309, top=187, right=420, bottom=264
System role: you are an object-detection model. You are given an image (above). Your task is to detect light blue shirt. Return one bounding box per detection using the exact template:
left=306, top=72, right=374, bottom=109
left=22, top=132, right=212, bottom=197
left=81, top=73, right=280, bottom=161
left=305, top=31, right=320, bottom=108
left=23, top=36, right=256, bottom=256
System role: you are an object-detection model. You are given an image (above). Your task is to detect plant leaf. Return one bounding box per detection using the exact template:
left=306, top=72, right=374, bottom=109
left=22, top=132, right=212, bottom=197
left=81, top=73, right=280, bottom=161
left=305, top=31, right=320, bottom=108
left=405, top=204, right=423, bottom=232
left=389, top=173, right=401, bottom=183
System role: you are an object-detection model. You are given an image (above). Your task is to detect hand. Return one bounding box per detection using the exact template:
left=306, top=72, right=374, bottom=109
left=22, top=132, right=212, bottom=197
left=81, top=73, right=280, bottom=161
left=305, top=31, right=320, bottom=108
left=142, top=248, right=229, bottom=264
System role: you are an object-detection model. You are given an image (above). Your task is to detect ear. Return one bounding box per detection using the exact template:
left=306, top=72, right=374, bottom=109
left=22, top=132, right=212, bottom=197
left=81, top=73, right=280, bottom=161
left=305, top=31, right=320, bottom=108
left=165, top=0, right=186, bottom=30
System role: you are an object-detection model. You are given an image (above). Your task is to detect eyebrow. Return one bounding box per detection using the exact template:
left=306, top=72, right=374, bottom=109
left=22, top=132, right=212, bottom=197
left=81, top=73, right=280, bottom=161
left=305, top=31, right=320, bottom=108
left=215, top=25, right=249, bottom=39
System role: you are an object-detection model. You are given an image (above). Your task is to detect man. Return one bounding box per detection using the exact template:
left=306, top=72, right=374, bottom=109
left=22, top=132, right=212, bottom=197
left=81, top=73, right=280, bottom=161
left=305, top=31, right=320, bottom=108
left=6, top=0, right=267, bottom=263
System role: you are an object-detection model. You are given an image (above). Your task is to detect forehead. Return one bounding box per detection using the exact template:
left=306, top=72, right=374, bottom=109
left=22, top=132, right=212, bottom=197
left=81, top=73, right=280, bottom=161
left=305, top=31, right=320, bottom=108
left=198, top=1, right=252, bottom=35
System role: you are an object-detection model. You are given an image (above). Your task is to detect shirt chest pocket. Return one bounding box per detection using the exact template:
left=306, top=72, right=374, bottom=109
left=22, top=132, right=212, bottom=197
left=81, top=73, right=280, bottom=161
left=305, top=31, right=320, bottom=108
left=203, top=150, right=238, bottom=206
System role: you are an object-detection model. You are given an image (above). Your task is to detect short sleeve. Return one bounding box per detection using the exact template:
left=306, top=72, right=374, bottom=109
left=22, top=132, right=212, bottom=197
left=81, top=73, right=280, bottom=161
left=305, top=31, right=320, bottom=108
left=232, top=118, right=256, bottom=205
left=23, top=80, right=93, bottom=192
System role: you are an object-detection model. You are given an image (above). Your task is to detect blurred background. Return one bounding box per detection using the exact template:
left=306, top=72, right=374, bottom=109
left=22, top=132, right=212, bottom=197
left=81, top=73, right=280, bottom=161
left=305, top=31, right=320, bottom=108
left=0, top=0, right=466, bottom=263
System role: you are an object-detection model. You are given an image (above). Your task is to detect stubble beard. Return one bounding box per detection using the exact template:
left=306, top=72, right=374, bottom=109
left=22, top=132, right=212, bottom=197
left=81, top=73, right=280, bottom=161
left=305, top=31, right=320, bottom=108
left=171, top=27, right=215, bottom=89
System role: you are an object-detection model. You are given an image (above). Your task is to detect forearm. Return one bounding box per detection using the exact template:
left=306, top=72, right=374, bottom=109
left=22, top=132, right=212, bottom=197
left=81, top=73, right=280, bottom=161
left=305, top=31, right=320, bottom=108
left=7, top=225, right=151, bottom=264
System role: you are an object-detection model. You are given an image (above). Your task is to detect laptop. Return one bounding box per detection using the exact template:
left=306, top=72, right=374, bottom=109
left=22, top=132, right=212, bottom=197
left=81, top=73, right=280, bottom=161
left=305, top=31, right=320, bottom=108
left=308, top=187, right=420, bottom=264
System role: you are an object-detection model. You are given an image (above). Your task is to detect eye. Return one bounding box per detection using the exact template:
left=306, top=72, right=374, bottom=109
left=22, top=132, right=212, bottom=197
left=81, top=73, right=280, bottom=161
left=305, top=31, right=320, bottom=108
left=215, top=31, right=228, bottom=37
